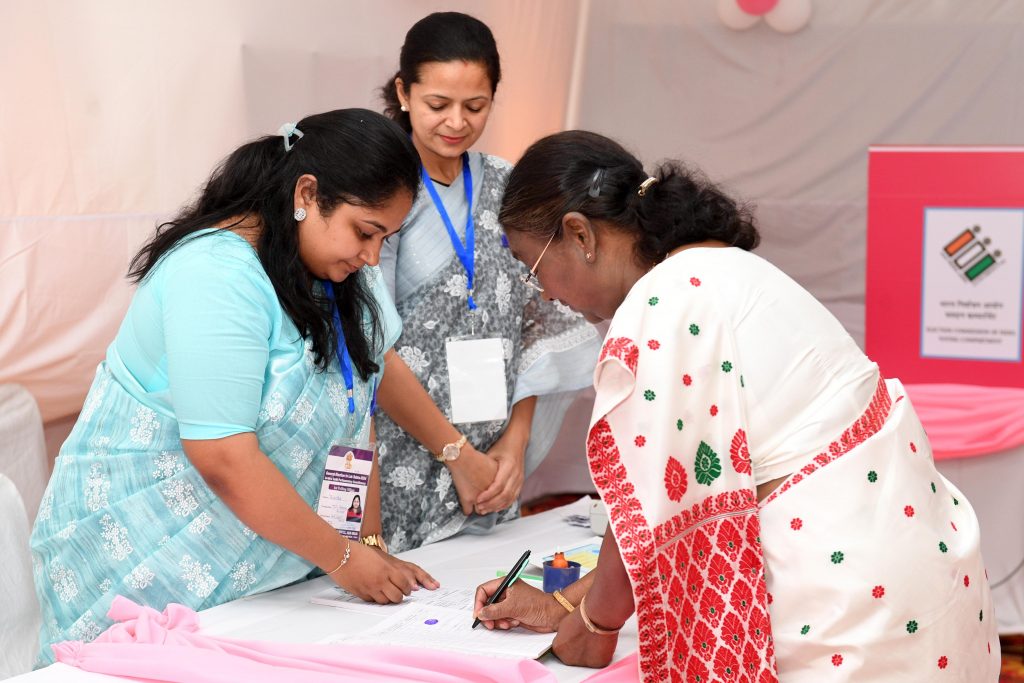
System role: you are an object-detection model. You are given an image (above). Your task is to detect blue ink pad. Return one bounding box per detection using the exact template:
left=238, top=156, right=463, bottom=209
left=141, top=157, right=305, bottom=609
left=424, top=618, right=439, bottom=625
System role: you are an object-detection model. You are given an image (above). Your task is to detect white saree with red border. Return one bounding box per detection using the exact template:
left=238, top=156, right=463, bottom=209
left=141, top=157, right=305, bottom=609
left=587, top=253, right=998, bottom=682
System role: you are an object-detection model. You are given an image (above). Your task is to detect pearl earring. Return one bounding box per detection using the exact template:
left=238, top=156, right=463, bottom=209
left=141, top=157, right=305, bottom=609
left=400, top=104, right=408, bottom=112
left=294, top=208, right=306, bottom=221
left=585, top=252, right=593, bottom=261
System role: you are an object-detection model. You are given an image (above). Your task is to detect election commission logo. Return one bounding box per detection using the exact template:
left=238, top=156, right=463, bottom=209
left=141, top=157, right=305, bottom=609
left=941, top=224, right=1003, bottom=284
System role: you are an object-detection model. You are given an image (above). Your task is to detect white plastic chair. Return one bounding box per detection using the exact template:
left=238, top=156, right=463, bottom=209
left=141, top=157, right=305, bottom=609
left=0, top=473, right=40, bottom=678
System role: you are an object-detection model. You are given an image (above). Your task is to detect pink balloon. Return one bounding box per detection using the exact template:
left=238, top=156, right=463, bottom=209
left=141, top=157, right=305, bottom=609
left=737, top=0, right=779, bottom=16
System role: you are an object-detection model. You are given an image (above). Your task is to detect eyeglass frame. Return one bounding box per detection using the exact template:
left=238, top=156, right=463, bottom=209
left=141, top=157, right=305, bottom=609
left=518, top=230, right=558, bottom=292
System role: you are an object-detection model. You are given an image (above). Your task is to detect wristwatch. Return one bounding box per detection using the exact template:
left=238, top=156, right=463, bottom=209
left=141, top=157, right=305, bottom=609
left=361, top=533, right=388, bottom=554
left=434, top=434, right=468, bottom=463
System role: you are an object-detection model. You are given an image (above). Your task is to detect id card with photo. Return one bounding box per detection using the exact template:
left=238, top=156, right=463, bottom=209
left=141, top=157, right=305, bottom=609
left=445, top=337, right=507, bottom=424
left=315, top=444, right=373, bottom=540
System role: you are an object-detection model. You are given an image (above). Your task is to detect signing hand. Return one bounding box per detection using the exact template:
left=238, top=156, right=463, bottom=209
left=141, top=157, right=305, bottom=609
left=475, top=441, right=526, bottom=515
left=473, top=578, right=568, bottom=633
left=332, top=542, right=439, bottom=604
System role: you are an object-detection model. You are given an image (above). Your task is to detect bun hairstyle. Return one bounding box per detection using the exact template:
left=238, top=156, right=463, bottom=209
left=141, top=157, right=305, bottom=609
left=381, top=11, right=501, bottom=133
left=128, top=109, right=420, bottom=379
left=499, top=131, right=759, bottom=268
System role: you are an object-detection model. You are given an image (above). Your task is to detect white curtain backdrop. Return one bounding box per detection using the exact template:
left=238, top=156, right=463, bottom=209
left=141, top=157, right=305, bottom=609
left=2, top=0, right=1023, bottom=458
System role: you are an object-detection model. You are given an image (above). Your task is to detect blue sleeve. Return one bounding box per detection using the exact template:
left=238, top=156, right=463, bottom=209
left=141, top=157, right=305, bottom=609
left=160, top=243, right=280, bottom=440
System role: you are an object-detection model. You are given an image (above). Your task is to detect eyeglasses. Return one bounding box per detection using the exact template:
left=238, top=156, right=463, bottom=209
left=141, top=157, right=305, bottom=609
left=518, top=231, right=557, bottom=292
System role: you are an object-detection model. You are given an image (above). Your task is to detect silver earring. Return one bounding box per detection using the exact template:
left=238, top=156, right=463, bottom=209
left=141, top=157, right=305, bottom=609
left=585, top=252, right=593, bottom=261
left=294, top=208, right=306, bottom=221
left=400, top=104, right=408, bottom=112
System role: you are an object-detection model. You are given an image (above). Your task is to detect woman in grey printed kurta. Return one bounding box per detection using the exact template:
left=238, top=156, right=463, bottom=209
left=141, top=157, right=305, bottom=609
left=377, top=152, right=599, bottom=551
left=375, top=12, right=600, bottom=552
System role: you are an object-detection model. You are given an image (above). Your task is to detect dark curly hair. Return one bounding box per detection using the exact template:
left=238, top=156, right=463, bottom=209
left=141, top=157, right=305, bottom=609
left=499, top=131, right=759, bottom=268
left=128, top=109, right=420, bottom=379
left=380, top=12, right=501, bottom=133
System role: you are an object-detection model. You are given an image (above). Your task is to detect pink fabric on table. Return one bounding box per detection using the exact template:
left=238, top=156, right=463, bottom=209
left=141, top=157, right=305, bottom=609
left=52, top=596, right=555, bottom=683
left=904, top=383, right=1024, bottom=459
left=580, top=652, right=638, bottom=682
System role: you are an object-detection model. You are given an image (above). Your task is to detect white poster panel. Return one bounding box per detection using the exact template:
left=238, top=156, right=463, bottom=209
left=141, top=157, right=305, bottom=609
left=920, top=208, right=1024, bottom=362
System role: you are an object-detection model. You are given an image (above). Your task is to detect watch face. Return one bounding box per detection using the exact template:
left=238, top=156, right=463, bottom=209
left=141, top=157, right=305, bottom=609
left=442, top=444, right=460, bottom=461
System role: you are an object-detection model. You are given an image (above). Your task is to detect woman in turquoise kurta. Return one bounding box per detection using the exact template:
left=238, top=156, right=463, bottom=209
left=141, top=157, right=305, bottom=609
left=30, top=109, right=436, bottom=665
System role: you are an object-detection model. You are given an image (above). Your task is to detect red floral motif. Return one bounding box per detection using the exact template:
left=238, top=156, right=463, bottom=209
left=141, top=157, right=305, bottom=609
left=715, top=520, right=743, bottom=560
left=598, top=336, right=639, bottom=374
left=872, top=585, right=885, bottom=599
left=690, top=277, right=702, bottom=287
left=938, top=656, right=948, bottom=669
left=832, top=654, right=844, bottom=667
left=686, top=564, right=705, bottom=602
left=748, top=607, right=770, bottom=647
left=690, top=531, right=714, bottom=569
left=951, top=521, right=958, bottom=532
left=692, top=621, right=716, bottom=661
left=742, top=642, right=760, bottom=676
left=904, top=505, right=915, bottom=517
left=730, top=578, right=753, bottom=613
left=686, top=655, right=709, bottom=682
left=710, top=405, right=719, bottom=416
left=964, top=575, right=970, bottom=587
left=682, top=374, right=693, bottom=386
left=699, top=587, right=726, bottom=626
left=729, top=429, right=752, bottom=475
left=664, top=457, right=688, bottom=502
left=635, top=435, right=647, bottom=447
left=721, top=612, right=746, bottom=651
left=713, top=646, right=740, bottom=680
left=681, top=599, right=697, bottom=637
left=708, top=553, right=736, bottom=593
left=738, top=548, right=761, bottom=581
left=910, top=441, right=917, bottom=453
left=647, top=339, right=661, bottom=350
left=790, top=518, right=803, bottom=530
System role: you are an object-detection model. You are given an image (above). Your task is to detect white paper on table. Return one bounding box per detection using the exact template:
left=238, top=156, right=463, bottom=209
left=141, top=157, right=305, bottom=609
left=311, top=586, right=475, bottom=615
left=445, top=337, right=507, bottom=424
left=327, top=603, right=555, bottom=659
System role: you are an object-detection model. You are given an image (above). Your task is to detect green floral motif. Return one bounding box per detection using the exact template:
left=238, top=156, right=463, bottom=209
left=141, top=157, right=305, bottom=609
left=676, top=419, right=684, bottom=431
left=906, top=620, right=918, bottom=634
left=867, top=470, right=878, bottom=483
left=740, top=375, right=745, bottom=388
left=830, top=551, right=844, bottom=564
left=939, top=541, right=948, bottom=553
left=644, top=390, right=656, bottom=401
left=930, top=482, right=937, bottom=493
left=800, top=625, right=810, bottom=635
left=953, top=497, right=960, bottom=506
left=721, top=361, right=733, bottom=373
left=648, top=297, right=659, bottom=306
left=694, top=441, right=722, bottom=486
left=689, top=324, right=700, bottom=336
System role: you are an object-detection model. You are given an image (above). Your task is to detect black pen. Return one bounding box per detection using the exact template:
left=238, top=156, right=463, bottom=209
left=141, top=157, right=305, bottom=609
left=472, top=549, right=531, bottom=629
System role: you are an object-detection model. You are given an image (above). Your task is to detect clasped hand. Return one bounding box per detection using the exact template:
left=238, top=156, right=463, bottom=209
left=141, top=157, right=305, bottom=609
left=448, top=442, right=525, bottom=516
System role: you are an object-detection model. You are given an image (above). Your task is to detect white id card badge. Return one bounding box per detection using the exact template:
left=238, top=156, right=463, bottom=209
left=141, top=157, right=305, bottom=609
left=445, top=337, right=507, bottom=424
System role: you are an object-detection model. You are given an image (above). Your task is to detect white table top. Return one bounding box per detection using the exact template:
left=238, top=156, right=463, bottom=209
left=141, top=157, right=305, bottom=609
left=13, top=497, right=638, bottom=682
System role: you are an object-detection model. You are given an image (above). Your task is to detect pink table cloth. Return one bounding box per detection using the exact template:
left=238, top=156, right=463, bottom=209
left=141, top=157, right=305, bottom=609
left=904, top=383, right=1024, bottom=459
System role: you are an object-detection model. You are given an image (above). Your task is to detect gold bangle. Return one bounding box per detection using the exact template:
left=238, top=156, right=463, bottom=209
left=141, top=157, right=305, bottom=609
left=324, top=541, right=351, bottom=577
left=552, top=590, right=575, bottom=613
left=578, top=594, right=621, bottom=635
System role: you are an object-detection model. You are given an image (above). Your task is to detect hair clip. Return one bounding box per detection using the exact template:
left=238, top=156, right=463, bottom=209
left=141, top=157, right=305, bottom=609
left=637, top=176, right=659, bottom=197
left=587, top=168, right=605, bottom=198
left=277, top=122, right=304, bottom=152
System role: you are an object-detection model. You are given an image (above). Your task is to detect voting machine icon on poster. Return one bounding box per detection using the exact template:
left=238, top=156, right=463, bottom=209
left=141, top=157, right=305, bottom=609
left=941, top=224, right=1003, bottom=284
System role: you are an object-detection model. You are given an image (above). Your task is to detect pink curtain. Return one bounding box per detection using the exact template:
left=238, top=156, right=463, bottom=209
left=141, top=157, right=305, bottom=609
left=53, top=597, right=554, bottom=683
left=904, top=384, right=1024, bottom=460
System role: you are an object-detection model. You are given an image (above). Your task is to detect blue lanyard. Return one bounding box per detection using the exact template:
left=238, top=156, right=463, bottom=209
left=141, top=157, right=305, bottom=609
left=322, top=280, right=357, bottom=414
left=421, top=153, right=476, bottom=310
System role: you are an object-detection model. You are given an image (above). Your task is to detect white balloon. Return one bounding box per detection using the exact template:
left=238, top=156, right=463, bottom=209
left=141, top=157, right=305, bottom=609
left=717, top=0, right=761, bottom=31
left=765, top=0, right=812, bottom=34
